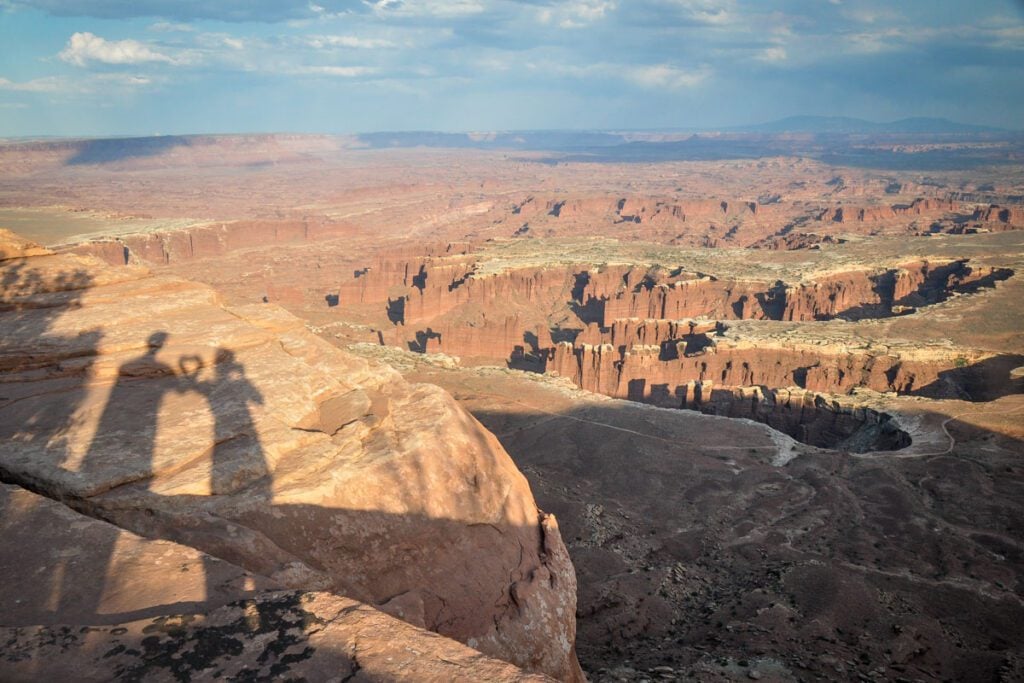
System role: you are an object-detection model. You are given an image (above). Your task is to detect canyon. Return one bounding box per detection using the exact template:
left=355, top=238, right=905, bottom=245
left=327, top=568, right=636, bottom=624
left=1, top=133, right=1023, bottom=681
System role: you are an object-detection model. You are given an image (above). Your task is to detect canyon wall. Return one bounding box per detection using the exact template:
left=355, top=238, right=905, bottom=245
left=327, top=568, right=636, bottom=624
left=546, top=338, right=952, bottom=399
left=581, top=260, right=1013, bottom=325
left=821, top=198, right=957, bottom=223
left=64, top=218, right=360, bottom=266
left=339, top=252, right=1010, bottom=388
left=503, top=194, right=1024, bottom=246
left=319, top=246, right=1017, bottom=411
left=341, top=251, right=1011, bottom=338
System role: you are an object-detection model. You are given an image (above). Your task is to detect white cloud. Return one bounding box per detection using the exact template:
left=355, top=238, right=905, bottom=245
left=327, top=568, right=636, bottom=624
left=0, top=73, right=154, bottom=94
left=665, top=0, right=737, bottom=26
left=625, top=63, right=711, bottom=89
left=193, top=32, right=249, bottom=53
left=149, top=21, right=194, bottom=33
left=844, top=28, right=906, bottom=54
left=308, top=34, right=396, bottom=49
left=536, top=1, right=614, bottom=28
left=841, top=7, right=900, bottom=25
left=95, top=73, right=153, bottom=86
left=0, top=76, right=66, bottom=92
left=560, top=0, right=615, bottom=28
left=364, top=0, right=486, bottom=17
left=994, top=25, right=1024, bottom=43
left=295, top=65, right=378, bottom=77
left=59, top=32, right=177, bottom=66
left=538, top=61, right=711, bottom=90
left=757, top=46, right=787, bottom=63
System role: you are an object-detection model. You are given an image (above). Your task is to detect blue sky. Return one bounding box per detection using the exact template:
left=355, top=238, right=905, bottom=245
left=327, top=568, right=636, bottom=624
left=1, top=0, right=1022, bottom=136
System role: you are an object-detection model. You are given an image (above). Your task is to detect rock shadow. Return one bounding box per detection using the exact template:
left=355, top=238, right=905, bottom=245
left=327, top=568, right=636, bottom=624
left=0, top=260, right=101, bottom=492
left=407, top=327, right=441, bottom=353
left=912, top=353, right=1024, bottom=401
left=386, top=295, right=406, bottom=325
left=65, top=136, right=194, bottom=166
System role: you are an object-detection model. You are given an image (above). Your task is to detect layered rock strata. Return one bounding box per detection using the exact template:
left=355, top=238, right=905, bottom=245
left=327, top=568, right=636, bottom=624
left=65, top=218, right=358, bottom=266
left=335, top=251, right=1009, bottom=336
left=547, top=328, right=1019, bottom=401
left=581, top=260, right=1012, bottom=325
left=323, top=248, right=1012, bottom=402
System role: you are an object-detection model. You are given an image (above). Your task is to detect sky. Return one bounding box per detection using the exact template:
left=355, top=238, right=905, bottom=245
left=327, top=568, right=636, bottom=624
left=0, top=0, right=1023, bottom=136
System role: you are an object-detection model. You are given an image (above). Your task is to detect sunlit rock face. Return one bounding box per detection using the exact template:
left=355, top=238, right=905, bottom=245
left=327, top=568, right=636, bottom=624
left=0, top=232, right=582, bottom=682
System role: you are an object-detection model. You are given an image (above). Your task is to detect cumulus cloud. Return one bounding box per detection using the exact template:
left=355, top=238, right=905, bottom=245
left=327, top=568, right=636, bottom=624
left=59, top=32, right=178, bottom=66
left=6, top=0, right=1024, bottom=131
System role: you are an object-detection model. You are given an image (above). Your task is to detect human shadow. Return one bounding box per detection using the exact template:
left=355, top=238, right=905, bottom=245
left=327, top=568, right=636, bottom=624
left=0, top=260, right=100, bottom=462
left=3, top=332, right=275, bottom=626
left=9, top=322, right=273, bottom=622
left=178, top=348, right=269, bottom=498
left=3, top=329, right=579, bottom=679
left=57, top=331, right=181, bottom=617
left=0, top=258, right=102, bottom=621
left=94, top=342, right=271, bottom=612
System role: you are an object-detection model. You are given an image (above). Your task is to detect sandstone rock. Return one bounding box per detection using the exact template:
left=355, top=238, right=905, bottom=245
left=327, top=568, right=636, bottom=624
left=0, top=484, right=552, bottom=682
left=0, top=238, right=582, bottom=681
left=0, top=228, right=51, bottom=260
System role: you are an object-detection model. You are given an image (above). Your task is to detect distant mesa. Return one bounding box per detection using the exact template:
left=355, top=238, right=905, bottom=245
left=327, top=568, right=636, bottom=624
left=735, top=115, right=1007, bottom=135
left=355, top=130, right=627, bottom=151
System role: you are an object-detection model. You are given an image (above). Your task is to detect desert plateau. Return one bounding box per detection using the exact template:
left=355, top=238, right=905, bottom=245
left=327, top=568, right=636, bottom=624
left=2, top=126, right=1023, bottom=682
left=2, top=1, right=1024, bottom=681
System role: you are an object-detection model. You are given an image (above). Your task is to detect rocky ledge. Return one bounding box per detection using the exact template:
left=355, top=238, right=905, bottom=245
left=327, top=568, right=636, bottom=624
left=0, top=232, right=582, bottom=681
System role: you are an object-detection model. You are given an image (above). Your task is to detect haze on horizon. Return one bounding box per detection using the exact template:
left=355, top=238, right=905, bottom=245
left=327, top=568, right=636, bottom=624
left=1, top=0, right=1023, bottom=137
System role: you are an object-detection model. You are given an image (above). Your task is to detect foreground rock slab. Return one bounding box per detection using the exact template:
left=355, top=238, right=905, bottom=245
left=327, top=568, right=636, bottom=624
left=0, top=484, right=551, bottom=682
left=0, top=232, right=581, bottom=680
